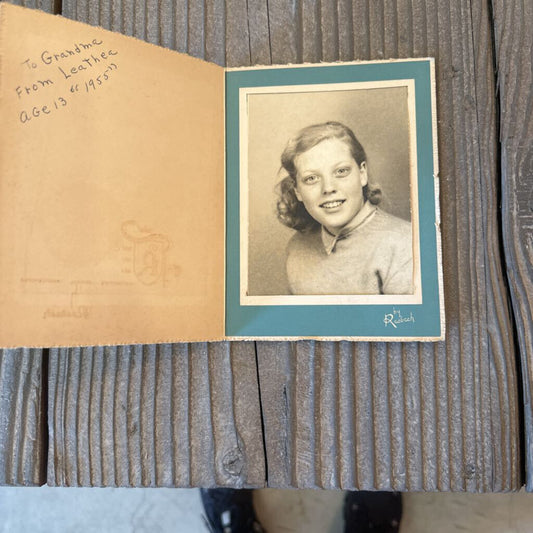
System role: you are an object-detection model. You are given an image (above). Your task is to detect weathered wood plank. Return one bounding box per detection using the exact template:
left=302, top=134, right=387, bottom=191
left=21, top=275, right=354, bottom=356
left=0, top=349, right=46, bottom=486
left=44, top=0, right=266, bottom=488
left=2, top=0, right=56, bottom=13
left=54, top=0, right=520, bottom=490
left=48, top=344, right=264, bottom=487
left=492, top=0, right=533, bottom=491
left=256, top=0, right=520, bottom=491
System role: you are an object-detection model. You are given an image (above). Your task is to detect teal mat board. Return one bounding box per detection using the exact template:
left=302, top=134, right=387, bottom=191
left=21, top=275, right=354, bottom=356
left=225, top=60, right=442, bottom=339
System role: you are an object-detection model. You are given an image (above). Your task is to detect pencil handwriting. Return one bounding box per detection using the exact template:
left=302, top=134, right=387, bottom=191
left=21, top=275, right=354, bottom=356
left=13, top=37, right=120, bottom=126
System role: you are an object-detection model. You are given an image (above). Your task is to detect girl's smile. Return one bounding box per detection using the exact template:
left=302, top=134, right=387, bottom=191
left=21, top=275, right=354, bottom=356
left=320, top=199, right=345, bottom=209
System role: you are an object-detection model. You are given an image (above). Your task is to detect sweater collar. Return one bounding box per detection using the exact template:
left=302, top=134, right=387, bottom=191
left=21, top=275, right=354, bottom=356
left=321, top=201, right=377, bottom=255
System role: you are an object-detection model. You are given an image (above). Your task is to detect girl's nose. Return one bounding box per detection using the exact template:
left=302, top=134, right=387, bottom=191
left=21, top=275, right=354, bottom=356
left=321, top=174, right=336, bottom=194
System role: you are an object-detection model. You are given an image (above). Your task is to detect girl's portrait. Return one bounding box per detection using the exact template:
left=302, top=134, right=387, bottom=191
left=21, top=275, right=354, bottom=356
left=242, top=83, right=419, bottom=303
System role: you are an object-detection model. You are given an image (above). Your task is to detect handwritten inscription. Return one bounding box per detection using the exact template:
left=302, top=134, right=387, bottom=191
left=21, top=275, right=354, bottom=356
left=70, top=63, right=118, bottom=94
left=19, top=97, right=67, bottom=124
left=383, top=308, right=415, bottom=328
left=15, top=78, right=54, bottom=98
left=13, top=37, right=120, bottom=125
left=22, top=39, right=104, bottom=67
left=57, top=50, right=118, bottom=79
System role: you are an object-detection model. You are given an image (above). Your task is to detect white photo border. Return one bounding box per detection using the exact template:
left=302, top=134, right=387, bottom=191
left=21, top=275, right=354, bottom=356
left=239, top=79, right=422, bottom=306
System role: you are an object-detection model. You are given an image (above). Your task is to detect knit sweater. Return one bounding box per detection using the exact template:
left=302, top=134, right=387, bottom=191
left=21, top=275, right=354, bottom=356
left=286, top=203, right=413, bottom=295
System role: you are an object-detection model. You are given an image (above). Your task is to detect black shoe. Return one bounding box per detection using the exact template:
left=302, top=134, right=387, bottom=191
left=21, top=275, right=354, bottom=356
left=344, top=491, right=402, bottom=533
left=200, top=488, right=266, bottom=533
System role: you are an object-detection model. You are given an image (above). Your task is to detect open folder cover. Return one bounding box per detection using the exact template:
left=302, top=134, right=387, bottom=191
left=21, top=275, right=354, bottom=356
left=0, top=4, right=444, bottom=347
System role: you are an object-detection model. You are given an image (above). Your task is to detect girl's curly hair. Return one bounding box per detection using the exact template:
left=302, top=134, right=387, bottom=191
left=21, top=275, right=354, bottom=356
left=276, top=121, right=382, bottom=232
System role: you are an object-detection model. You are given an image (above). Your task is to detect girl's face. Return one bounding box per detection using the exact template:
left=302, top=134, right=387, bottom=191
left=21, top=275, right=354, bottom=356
left=294, top=138, right=368, bottom=235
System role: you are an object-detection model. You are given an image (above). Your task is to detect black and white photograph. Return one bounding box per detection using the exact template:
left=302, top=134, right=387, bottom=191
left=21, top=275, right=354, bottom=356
left=240, top=80, right=421, bottom=306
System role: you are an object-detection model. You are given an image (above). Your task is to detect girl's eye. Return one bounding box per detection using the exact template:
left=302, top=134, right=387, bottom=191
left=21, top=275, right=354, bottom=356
left=303, top=175, right=319, bottom=184
left=335, top=167, right=351, bottom=176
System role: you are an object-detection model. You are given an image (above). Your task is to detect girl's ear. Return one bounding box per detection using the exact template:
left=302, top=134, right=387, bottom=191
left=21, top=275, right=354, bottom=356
left=359, top=162, right=368, bottom=187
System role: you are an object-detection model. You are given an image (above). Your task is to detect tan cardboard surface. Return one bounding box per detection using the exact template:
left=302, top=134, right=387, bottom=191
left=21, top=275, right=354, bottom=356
left=0, top=4, right=225, bottom=347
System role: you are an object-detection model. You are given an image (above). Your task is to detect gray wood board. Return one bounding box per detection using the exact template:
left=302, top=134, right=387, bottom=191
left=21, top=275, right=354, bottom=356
left=50, top=0, right=520, bottom=490
left=255, top=0, right=520, bottom=491
left=0, top=349, right=46, bottom=486
left=493, top=0, right=533, bottom=491
left=47, top=343, right=265, bottom=487
left=4, top=0, right=56, bottom=12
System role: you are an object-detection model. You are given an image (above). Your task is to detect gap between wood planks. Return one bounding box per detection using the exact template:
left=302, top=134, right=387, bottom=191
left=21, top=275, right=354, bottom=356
left=254, top=341, right=269, bottom=487
left=487, top=0, right=527, bottom=488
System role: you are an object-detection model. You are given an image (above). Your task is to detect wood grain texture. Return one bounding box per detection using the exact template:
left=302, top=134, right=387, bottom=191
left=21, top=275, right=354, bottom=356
left=0, top=349, right=46, bottom=486
left=3, top=0, right=56, bottom=13
left=492, top=0, right=533, bottom=491
left=256, top=0, right=520, bottom=491
left=47, top=343, right=264, bottom=487
left=39, top=0, right=265, bottom=489
left=54, top=0, right=520, bottom=490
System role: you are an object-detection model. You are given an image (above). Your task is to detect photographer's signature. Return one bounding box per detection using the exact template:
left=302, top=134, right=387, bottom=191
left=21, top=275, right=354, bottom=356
left=383, top=308, right=415, bottom=328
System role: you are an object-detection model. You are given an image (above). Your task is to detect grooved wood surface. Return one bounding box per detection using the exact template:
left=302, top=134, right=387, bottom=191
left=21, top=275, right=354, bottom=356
left=0, top=349, right=45, bottom=486
left=5, top=0, right=55, bottom=12
left=46, top=0, right=523, bottom=491
left=256, top=0, right=519, bottom=491
left=47, top=343, right=264, bottom=487
left=493, top=0, right=533, bottom=491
